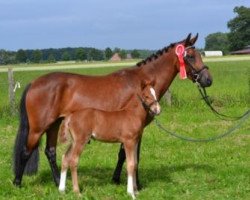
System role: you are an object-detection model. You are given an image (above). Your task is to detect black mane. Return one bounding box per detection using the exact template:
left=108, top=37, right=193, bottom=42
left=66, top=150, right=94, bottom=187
left=136, top=42, right=177, bottom=67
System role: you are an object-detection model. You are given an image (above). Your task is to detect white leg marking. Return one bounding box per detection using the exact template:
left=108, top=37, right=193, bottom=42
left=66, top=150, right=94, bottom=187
left=150, top=87, right=157, bottom=101
left=59, top=170, right=67, bottom=192
left=127, top=175, right=135, bottom=199
left=133, top=143, right=138, bottom=193
left=91, top=132, right=96, bottom=138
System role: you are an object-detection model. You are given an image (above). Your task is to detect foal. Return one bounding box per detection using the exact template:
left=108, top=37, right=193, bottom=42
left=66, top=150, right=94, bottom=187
left=58, top=84, right=161, bottom=199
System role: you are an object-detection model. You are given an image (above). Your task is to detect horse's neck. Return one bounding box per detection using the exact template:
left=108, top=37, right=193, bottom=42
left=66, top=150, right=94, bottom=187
left=139, top=52, right=178, bottom=99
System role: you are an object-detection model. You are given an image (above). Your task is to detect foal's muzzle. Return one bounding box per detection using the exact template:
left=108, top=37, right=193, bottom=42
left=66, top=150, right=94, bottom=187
left=149, top=102, right=161, bottom=116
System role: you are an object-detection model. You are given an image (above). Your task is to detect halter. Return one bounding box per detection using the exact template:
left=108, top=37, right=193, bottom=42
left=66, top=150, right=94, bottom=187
left=183, top=46, right=209, bottom=84
left=137, top=95, right=159, bottom=116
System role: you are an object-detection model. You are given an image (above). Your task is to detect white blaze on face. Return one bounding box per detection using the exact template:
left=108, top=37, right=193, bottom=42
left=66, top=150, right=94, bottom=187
left=149, top=87, right=161, bottom=115
left=149, top=87, right=157, bottom=101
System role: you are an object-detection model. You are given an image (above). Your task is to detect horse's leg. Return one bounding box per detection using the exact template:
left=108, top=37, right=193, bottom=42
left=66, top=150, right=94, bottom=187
left=124, top=140, right=137, bottom=199
left=45, top=119, right=62, bottom=186
left=13, top=129, right=42, bottom=186
left=112, top=143, right=126, bottom=184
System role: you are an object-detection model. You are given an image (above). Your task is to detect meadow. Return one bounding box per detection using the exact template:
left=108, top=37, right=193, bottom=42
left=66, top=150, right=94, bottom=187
left=0, top=58, right=249, bottom=200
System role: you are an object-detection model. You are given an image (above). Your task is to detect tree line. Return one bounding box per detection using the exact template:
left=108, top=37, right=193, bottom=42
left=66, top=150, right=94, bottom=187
left=0, top=47, right=154, bottom=65
left=205, top=6, right=250, bottom=54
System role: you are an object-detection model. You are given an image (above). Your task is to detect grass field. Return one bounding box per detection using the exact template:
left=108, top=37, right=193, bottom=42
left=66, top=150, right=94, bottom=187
left=0, top=58, right=249, bottom=199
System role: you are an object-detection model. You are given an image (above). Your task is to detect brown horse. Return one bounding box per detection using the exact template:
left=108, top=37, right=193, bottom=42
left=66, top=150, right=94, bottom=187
left=13, top=33, right=212, bottom=187
left=58, top=84, right=160, bottom=198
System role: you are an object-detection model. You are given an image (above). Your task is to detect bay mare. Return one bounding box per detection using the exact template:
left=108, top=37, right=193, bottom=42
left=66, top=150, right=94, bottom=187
left=58, top=84, right=160, bottom=198
left=13, top=33, right=213, bottom=188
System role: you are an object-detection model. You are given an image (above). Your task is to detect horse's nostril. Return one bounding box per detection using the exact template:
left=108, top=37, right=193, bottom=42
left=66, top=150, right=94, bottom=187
left=207, top=79, right=212, bottom=86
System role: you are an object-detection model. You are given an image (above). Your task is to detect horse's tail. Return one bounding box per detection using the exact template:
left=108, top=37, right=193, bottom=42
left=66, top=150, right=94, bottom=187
left=13, top=83, right=39, bottom=176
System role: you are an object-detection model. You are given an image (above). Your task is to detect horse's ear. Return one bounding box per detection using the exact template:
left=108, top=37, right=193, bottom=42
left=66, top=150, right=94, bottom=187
left=189, top=33, right=199, bottom=45
left=184, top=33, right=192, bottom=46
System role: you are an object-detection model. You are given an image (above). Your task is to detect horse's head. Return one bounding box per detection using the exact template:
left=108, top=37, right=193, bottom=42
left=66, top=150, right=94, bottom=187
left=176, top=33, right=213, bottom=87
left=139, top=84, right=161, bottom=116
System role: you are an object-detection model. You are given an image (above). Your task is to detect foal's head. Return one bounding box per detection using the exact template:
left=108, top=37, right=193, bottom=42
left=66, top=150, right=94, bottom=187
left=140, top=84, right=161, bottom=116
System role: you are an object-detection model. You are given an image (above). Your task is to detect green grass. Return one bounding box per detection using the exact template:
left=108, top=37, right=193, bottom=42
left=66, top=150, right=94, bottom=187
left=0, top=60, right=249, bottom=199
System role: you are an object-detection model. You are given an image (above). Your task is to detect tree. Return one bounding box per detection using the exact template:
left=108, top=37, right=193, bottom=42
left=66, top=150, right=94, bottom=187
left=205, top=32, right=229, bottom=54
left=88, top=48, right=104, bottom=61
left=31, top=50, right=42, bottom=63
left=227, top=6, right=250, bottom=51
left=119, top=50, right=127, bottom=59
left=62, top=51, right=71, bottom=61
left=131, top=49, right=140, bottom=58
left=75, top=48, right=87, bottom=61
left=16, top=49, right=27, bottom=63
left=113, top=47, right=120, bottom=53
left=105, top=47, right=113, bottom=60
left=0, top=50, right=16, bottom=64
left=48, top=53, right=56, bottom=63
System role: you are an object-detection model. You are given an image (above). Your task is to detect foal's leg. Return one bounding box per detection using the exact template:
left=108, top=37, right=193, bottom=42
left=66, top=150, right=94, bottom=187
left=124, top=141, right=137, bottom=199
left=112, top=139, right=142, bottom=189
left=59, top=145, right=71, bottom=192
left=135, top=139, right=142, bottom=190
left=59, top=130, right=89, bottom=193
left=45, top=119, right=62, bottom=186
left=69, top=140, right=86, bottom=193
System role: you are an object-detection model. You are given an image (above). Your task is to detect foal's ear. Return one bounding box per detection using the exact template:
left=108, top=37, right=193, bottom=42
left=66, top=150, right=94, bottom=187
left=141, top=79, right=155, bottom=89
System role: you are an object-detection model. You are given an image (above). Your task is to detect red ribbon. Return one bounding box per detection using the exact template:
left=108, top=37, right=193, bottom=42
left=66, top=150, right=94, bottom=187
left=175, top=44, right=187, bottom=79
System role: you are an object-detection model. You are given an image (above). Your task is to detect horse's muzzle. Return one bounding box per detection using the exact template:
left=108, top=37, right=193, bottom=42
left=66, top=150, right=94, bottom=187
left=199, top=69, right=213, bottom=88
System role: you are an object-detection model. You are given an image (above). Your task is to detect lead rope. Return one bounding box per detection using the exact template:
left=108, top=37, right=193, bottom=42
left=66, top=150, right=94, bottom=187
left=197, top=84, right=250, bottom=121
left=154, top=85, right=250, bottom=142
left=154, top=111, right=249, bottom=142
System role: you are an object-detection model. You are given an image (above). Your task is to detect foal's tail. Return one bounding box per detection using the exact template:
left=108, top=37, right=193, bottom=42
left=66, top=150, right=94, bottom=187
left=58, top=119, right=69, bottom=144
left=13, top=83, right=39, bottom=176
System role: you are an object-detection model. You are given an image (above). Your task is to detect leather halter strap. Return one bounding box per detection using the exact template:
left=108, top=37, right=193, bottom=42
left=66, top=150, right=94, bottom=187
left=183, top=46, right=209, bottom=83
left=137, top=95, right=158, bottom=114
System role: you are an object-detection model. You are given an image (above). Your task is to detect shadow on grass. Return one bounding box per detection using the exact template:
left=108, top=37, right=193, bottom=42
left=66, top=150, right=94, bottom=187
left=140, top=163, right=215, bottom=188
left=32, top=163, right=214, bottom=189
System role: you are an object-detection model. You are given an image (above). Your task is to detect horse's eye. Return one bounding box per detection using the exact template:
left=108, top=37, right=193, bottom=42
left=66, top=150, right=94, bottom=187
left=186, top=54, right=195, bottom=61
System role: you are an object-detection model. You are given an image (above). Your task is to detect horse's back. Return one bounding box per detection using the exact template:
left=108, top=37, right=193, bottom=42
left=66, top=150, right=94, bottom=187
left=25, top=69, right=141, bottom=132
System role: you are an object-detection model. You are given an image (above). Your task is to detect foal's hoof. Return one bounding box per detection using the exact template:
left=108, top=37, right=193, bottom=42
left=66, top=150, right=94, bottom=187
left=128, top=192, right=136, bottom=200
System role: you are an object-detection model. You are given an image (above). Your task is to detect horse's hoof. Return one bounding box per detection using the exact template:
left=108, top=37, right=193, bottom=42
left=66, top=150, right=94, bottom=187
left=13, top=179, right=21, bottom=187
left=136, top=183, right=142, bottom=191
left=54, top=177, right=60, bottom=187
left=112, top=177, right=120, bottom=185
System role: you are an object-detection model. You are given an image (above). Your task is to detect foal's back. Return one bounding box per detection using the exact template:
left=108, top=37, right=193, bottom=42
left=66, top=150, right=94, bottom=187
left=64, top=105, right=143, bottom=143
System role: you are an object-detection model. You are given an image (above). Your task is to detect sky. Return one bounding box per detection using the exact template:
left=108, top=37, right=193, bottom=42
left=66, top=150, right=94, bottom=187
left=0, top=0, right=249, bottom=51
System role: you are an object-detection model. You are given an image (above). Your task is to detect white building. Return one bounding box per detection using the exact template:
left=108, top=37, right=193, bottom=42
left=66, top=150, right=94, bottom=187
left=202, top=51, right=223, bottom=57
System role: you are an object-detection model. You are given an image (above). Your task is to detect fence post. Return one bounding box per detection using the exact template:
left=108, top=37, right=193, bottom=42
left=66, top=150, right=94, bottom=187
left=8, top=68, right=16, bottom=115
